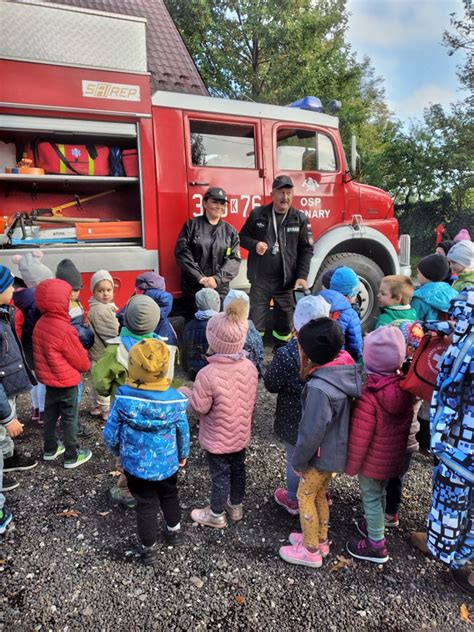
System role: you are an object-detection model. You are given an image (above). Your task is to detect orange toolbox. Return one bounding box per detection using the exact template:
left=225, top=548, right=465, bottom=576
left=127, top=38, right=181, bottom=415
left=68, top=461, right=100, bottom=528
left=76, top=220, right=141, bottom=241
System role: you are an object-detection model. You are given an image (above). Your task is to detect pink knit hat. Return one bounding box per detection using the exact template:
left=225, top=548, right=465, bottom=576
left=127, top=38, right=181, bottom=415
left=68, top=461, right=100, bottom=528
left=363, top=326, right=406, bottom=375
left=206, top=298, right=249, bottom=355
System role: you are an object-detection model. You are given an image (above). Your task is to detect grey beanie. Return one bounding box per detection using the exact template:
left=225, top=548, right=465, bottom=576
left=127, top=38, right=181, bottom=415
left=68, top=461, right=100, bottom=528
left=195, top=288, right=220, bottom=312
left=294, top=295, right=331, bottom=332
left=448, top=240, right=473, bottom=269
left=90, top=269, right=114, bottom=292
left=12, top=250, right=53, bottom=288
left=124, top=295, right=160, bottom=334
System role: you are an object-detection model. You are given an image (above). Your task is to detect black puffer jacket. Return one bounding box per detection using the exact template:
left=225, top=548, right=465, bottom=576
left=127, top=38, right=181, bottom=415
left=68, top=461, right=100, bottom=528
left=175, top=215, right=240, bottom=295
left=239, top=203, right=313, bottom=289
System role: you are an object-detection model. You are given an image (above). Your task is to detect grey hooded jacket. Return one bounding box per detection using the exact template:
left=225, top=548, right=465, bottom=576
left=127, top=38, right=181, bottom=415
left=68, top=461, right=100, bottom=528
left=292, top=362, right=362, bottom=473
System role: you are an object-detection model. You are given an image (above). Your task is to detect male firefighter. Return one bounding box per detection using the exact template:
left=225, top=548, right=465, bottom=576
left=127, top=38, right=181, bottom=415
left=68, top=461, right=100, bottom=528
left=239, top=176, right=313, bottom=343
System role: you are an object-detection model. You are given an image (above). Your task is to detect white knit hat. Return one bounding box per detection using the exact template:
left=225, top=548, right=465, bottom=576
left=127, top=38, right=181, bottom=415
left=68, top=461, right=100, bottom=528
left=448, top=240, right=473, bottom=269
left=90, top=269, right=114, bottom=292
left=294, top=295, right=331, bottom=332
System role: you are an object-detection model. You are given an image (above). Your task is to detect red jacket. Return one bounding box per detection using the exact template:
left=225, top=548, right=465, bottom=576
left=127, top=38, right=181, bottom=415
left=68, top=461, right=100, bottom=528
left=33, top=279, right=90, bottom=387
left=345, top=373, right=415, bottom=480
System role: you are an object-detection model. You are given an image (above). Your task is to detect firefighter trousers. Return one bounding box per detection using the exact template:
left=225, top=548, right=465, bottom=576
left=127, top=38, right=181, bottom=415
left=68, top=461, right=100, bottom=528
left=249, top=280, right=294, bottom=339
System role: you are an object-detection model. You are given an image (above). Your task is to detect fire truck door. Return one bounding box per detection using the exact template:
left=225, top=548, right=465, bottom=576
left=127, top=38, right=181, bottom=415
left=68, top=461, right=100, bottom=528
left=269, top=124, right=344, bottom=241
left=185, top=117, right=265, bottom=234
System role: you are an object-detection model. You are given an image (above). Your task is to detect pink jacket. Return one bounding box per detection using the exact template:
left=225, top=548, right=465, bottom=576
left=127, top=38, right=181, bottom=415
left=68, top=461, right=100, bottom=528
left=188, top=355, right=258, bottom=454
left=345, top=373, right=415, bottom=480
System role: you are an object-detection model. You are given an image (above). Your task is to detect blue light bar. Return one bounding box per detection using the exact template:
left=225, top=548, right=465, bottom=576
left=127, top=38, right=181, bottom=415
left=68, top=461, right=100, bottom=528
left=288, top=96, right=324, bottom=113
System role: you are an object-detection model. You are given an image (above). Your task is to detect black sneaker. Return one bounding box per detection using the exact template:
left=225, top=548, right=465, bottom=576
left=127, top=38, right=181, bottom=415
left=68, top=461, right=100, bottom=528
left=163, top=527, right=183, bottom=546
left=77, top=424, right=96, bottom=439
left=0, top=475, right=19, bottom=492
left=140, top=543, right=158, bottom=566
left=0, top=506, right=13, bottom=534
left=346, top=537, right=389, bottom=564
left=3, top=452, right=38, bottom=472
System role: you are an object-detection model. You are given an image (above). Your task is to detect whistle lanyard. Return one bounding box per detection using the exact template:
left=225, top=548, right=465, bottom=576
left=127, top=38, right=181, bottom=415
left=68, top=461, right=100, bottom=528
left=272, top=207, right=288, bottom=255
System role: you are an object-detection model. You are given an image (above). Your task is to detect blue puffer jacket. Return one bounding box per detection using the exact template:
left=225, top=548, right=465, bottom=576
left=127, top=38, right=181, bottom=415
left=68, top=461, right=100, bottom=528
left=12, top=287, right=41, bottom=368
left=320, top=289, right=363, bottom=360
left=411, top=282, right=458, bottom=322
left=103, top=384, right=190, bottom=481
left=117, top=289, right=177, bottom=345
left=264, top=337, right=303, bottom=445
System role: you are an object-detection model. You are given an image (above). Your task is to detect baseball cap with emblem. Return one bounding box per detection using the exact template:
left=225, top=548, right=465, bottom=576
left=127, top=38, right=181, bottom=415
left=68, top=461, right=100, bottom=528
left=272, top=175, right=294, bottom=189
left=204, top=187, right=228, bottom=203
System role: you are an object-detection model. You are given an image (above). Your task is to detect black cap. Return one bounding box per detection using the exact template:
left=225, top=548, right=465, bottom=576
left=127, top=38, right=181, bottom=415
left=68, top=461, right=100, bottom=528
left=418, top=254, right=450, bottom=283
left=298, top=318, right=344, bottom=365
left=272, top=175, right=294, bottom=189
left=56, top=259, right=82, bottom=290
left=203, top=187, right=228, bottom=203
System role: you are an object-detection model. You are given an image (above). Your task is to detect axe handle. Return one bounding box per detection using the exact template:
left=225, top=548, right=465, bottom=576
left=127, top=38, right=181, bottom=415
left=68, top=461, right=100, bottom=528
left=34, top=216, right=103, bottom=224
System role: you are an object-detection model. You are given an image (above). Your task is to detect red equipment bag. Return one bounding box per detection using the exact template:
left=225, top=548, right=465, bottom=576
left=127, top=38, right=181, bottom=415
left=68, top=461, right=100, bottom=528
left=400, top=332, right=450, bottom=401
left=122, top=149, right=139, bottom=177
left=35, top=142, right=109, bottom=176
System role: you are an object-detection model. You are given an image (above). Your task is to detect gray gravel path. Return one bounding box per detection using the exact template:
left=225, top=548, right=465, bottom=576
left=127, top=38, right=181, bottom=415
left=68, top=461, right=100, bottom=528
left=2, top=359, right=471, bottom=631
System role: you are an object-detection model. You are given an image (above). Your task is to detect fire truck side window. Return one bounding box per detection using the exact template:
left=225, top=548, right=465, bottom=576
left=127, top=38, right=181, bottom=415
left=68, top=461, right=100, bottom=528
left=277, top=129, right=337, bottom=172
left=190, top=121, right=256, bottom=168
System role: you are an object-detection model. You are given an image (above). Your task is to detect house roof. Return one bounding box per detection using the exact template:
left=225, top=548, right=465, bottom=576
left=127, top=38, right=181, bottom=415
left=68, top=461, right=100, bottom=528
left=48, top=0, right=208, bottom=95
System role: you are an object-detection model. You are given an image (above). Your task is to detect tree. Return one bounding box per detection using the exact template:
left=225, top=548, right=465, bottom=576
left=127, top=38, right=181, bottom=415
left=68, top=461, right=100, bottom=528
left=443, top=0, right=473, bottom=98
left=165, top=0, right=392, bottom=149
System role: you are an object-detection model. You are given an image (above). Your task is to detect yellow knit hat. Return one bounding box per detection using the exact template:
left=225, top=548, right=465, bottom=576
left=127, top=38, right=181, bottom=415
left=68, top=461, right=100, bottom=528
left=127, top=339, right=171, bottom=391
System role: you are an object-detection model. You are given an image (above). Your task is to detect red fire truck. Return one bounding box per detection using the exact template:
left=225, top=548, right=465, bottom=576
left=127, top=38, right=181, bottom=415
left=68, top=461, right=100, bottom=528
left=0, top=1, right=410, bottom=324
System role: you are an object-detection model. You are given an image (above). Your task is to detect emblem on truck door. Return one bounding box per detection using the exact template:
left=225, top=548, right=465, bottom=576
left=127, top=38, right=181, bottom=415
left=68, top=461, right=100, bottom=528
left=82, top=80, right=141, bottom=102
left=302, top=177, right=319, bottom=192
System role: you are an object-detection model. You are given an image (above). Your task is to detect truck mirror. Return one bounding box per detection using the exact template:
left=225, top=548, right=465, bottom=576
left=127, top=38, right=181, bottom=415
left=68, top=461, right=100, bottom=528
left=350, top=135, right=361, bottom=177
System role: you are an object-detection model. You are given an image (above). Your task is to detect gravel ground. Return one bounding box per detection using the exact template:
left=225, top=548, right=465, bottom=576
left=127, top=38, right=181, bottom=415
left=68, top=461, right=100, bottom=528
left=2, top=341, right=471, bottom=631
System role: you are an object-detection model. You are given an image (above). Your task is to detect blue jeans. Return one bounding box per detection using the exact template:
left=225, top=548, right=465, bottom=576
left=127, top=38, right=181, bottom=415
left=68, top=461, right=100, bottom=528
left=284, top=442, right=300, bottom=502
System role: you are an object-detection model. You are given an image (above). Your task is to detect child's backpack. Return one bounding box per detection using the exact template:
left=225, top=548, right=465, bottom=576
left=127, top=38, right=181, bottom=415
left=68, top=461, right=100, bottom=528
left=400, top=331, right=450, bottom=401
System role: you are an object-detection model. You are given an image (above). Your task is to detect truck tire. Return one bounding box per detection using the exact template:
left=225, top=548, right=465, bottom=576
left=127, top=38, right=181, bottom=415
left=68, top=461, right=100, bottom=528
left=312, top=252, right=384, bottom=331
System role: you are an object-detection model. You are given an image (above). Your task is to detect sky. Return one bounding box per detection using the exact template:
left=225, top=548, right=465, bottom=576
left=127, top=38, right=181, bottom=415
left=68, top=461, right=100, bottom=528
left=346, top=0, right=468, bottom=124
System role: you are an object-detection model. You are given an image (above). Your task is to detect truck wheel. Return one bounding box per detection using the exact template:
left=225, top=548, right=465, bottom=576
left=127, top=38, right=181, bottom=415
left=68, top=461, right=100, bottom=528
left=312, top=252, right=384, bottom=331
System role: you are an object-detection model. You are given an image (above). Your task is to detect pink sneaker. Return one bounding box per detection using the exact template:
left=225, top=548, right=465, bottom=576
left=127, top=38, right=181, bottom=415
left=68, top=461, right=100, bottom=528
left=289, top=533, right=330, bottom=557
left=31, top=407, right=40, bottom=422
left=279, top=541, right=322, bottom=568
left=274, top=488, right=299, bottom=515
left=90, top=405, right=102, bottom=418
left=385, top=513, right=399, bottom=528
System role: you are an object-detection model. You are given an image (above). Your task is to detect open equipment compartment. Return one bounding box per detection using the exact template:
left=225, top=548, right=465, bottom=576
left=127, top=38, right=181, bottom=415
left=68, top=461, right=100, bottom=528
left=0, top=113, right=143, bottom=247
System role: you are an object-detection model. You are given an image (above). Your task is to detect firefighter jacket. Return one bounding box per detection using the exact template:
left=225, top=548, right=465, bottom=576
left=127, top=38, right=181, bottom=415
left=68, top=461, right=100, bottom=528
left=175, top=215, right=241, bottom=292
left=239, top=203, right=313, bottom=289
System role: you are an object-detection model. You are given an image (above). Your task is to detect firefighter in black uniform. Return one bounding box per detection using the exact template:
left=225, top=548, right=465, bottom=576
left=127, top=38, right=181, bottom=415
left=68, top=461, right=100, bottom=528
left=175, top=187, right=241, bottom=319
left=239, top=175, right=313, bottom=343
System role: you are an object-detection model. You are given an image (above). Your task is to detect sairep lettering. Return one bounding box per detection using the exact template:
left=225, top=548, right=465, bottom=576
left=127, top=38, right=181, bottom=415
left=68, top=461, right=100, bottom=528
left=82, top=80, right=141, bottom=102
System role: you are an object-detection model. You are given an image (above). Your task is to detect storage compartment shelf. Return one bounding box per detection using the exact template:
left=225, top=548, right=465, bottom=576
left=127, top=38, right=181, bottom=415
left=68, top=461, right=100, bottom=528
left=0, top=174, right=138, bottom=184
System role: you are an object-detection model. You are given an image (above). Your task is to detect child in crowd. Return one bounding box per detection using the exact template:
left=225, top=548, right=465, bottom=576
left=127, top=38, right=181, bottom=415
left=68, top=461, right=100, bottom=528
left=435, top=240, right=455, bottom=257
left=103, top=339, right=189, bottom=566
left=87, top=270, right=119, bottom=421
left=93, top=294, right=161, bottom=508
left=374, top=275, right=417, bottom=329
left=427, top=289, right=474, bottom=595
left=184, top=299, right=258, bottom=528
left=182, top=288, right=220, bottom=379
left=448, top=240, right=474, bottom=292
left=321, top=266, right=363, bottom=360
left=223, top=289, right=264, bottom=377
left=56, top=259, right=94, bottom=350
left=265, top=295, right=330, bottom=515
left=345, top=327, right=415, bottom=563
left=279, top=318, right=361, bottom=568
left=33, top=279, right=91, bottom=469
left=411, top=254, right=458, bottom=321
left=12, top=250, right=53, bottom=424
left=117, top=271, right=177, bottom=345
left=0, top=265, right=37, bottom=497
left=56, top=259, right=94, bottom=439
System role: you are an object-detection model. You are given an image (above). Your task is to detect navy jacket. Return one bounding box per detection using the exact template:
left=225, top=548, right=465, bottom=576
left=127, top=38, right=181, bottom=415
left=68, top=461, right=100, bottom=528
left=0, top=305, right=34, bottom=398
left=264, top=337, right=303, bottom=445
left=12, top=287, right=41, bottom=368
